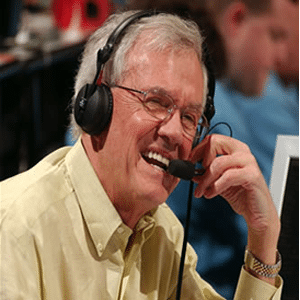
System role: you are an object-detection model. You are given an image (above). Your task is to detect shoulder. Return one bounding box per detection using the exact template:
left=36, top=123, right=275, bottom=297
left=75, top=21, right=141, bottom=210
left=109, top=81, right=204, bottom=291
left=0, top=146, right=74, bottom=239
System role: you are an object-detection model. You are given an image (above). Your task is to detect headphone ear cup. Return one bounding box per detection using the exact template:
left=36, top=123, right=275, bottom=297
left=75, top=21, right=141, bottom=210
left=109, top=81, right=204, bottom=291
left=74, top=83, right=113, bottom=135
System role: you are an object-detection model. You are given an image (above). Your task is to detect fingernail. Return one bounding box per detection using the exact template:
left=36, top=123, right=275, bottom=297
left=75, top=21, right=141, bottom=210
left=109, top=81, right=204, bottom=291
left=194, top=190, right=202, bottom=198
left=203, top=189, right=213, bottom=199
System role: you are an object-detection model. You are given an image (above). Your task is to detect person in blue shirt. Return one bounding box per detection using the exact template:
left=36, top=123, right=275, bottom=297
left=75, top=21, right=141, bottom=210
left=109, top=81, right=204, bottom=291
left=212, top=73, right=298, bottom=185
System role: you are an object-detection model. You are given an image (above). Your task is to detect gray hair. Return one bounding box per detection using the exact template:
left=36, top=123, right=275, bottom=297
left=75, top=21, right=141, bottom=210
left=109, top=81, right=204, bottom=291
left=69, top=10, right=208, bottom=139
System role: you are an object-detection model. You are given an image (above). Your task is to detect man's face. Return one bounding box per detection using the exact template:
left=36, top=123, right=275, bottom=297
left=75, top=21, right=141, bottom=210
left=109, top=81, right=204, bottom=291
left=227, top=1, right=289, bottom=95
left=97, top=45, right=204, bottom=212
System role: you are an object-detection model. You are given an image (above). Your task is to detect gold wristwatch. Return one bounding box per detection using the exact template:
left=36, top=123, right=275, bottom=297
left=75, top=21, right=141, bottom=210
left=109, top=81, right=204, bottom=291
left=244, top=249, right=282, bottom=278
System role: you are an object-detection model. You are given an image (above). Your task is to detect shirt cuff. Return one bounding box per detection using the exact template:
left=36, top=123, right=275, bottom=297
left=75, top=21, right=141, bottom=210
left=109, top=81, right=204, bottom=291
left=234, top=266, right=283, bottom=300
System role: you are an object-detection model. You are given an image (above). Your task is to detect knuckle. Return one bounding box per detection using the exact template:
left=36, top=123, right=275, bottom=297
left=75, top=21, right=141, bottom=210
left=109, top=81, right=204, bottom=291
left=210, top=156, right=225, bottom=175
left=241, top=142, right=251, bottom=153
left=246, top=164, right=262, bottom=184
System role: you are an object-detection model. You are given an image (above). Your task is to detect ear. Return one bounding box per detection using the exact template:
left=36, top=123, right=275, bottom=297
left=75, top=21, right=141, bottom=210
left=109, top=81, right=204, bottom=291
left=81, top=129, right=108, bottom=153
left=219, top=1, right=249, bottom=37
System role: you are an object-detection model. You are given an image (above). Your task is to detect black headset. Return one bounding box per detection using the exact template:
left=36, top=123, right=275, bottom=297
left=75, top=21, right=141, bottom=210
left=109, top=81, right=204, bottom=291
left=74, top=10, right=215, bottom=145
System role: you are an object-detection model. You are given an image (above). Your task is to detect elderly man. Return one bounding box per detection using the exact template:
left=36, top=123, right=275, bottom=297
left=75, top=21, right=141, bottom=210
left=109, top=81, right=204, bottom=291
left=1, top=11, right=282, bottom=299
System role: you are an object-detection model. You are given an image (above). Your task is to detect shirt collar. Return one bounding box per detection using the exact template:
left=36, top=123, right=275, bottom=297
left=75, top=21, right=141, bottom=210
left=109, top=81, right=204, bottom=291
left=65, top=138, right=132, bottom=257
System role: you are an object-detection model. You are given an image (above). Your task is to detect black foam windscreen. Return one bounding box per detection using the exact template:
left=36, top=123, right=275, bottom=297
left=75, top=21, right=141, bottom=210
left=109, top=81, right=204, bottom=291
left=168, top=160, right=196, bottom=180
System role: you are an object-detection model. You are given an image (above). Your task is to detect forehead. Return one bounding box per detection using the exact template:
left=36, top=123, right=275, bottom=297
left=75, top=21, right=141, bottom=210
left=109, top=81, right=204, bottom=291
left=124, top=45, right=205, bottom=106
left=248, top=6, right=288, bottom=41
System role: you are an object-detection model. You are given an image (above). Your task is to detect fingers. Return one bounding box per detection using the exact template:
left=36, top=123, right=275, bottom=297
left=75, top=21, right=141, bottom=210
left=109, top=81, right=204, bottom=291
left=193, top=153, right=254, bottom=198
left=191, top=134, right=258, bottom=199
left=198, top=167, right=254, bottom=200
left=190, top=134, right=250, bottom=168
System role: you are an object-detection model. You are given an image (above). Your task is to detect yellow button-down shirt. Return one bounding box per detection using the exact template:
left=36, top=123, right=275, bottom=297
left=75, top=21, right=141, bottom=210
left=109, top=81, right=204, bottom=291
left=0, top=139, right=282, bottom=299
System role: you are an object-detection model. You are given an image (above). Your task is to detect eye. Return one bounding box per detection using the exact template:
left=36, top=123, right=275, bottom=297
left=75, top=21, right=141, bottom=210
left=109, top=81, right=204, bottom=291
left=182, top=112, right=198, bottom=128
left=198, top=115, right=209, bottom=128
left=145, top=92, right=172, bottom=110
left=183, top=106, right=203, bottom=125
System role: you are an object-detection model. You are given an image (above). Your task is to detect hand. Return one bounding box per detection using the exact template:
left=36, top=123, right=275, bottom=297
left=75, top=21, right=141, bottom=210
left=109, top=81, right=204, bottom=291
left=190, top=134, right=277, bottom=231
left=190, top=134, right=280, bottom=283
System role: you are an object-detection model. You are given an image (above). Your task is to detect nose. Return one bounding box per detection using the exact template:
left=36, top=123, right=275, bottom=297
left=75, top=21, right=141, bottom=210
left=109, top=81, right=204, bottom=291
left=157, top=110, right=185, bottom=148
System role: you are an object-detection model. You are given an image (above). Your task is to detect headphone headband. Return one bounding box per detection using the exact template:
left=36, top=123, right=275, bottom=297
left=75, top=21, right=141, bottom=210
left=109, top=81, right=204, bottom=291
left=106, top=11, right=158, bottom=57
left=93, top=10, right=159, bottom=87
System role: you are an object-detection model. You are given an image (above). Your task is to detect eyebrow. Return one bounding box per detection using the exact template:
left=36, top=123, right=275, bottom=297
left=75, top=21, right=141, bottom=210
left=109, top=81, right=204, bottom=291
left=146, top=86, right=204, bottom=110
left=113, top=82, right=205, bottom=112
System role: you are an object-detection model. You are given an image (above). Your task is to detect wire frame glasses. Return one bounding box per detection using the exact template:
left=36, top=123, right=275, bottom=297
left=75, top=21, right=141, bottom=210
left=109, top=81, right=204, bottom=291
left=110, top=84, right=209, bottom=139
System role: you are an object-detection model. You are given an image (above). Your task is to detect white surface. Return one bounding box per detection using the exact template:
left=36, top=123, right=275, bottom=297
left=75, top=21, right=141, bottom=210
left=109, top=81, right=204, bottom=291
left=269, top=135, right=299, bottom=216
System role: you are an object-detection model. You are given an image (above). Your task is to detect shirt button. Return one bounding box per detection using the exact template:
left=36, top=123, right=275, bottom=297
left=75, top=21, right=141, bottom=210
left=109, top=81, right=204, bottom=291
left=97, top=243, right=103, bottom=254
left=117, top=227, right=124, bottom=234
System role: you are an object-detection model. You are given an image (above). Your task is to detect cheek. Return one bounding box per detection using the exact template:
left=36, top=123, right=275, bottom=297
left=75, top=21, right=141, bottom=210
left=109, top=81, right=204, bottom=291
left=252, top=31, right=275, bottom=66
left=114, top=99, right=153, bottom=126
left=180, top=141, right=193, bottom=160
left=110, top=104, right=158, bottom=146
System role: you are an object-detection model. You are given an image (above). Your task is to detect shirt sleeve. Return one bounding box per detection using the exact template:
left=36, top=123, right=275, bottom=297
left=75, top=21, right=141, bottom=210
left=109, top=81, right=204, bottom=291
left=234, top=267, right=283, bottom=300
left=169, top=244, right=283, bottom=300
left=0, top=229, right=41, bottom=299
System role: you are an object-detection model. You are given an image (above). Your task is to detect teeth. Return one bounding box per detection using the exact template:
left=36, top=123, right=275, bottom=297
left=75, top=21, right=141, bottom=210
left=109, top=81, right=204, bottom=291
left=152, top=164, right=164, bottom=171
left=144, top=151, right=170, bottom=167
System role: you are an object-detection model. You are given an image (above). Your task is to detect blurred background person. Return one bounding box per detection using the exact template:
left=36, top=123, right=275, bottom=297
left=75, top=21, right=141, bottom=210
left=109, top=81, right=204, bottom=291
left=127, top=0, right=294, bottom=298
left=275, top=0, right=299, bottom=87
left=202, top=0, right=298, bottom=185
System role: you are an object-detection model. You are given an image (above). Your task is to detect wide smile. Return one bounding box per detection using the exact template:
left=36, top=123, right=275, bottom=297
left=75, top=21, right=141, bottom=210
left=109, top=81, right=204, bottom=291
left=142, top=151, right=170, bottom=173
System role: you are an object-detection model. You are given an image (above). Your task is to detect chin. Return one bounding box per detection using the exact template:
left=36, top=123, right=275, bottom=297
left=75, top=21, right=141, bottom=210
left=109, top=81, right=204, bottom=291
left=143, top=184, right=170, bottom=204
left=240, top=82, right=264, bottom=97
left=132, top=156, right=180, bottom=208
left=135, top=180, right=174, bottom=209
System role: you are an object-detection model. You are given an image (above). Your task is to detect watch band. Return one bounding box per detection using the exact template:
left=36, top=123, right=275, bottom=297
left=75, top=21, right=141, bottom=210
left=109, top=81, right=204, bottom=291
left=244, top=249, right=282, bottom=278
